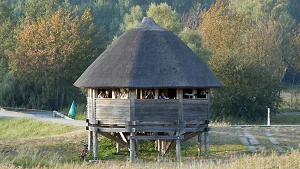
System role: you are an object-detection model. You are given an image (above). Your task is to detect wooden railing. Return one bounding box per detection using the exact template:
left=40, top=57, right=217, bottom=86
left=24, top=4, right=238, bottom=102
left=87, top=98, right=209, bottom=124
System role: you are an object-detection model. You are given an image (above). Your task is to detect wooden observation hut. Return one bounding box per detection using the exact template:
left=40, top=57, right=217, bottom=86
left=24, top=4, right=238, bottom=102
left=74, top=17, right=222, bottom=162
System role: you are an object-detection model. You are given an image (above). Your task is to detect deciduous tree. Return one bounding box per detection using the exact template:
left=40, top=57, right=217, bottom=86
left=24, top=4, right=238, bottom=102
left=199, top=0, right=284, bottom=122
left=9, top=4, right=103, bottom=109
left=147, top=3, right=180, bottom=33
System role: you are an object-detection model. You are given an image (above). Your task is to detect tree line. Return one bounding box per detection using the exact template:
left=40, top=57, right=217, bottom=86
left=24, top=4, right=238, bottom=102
left=1, top=0, right=300, bottom=122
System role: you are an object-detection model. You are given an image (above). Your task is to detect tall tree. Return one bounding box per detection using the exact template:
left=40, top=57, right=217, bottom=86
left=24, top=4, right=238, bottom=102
left=9, top=4, right=104, bottom=109
left=199, top=0, right=284, bottom=122
left=24, top=0, right=58, bottom=20
left=178, top=28, right=210, bottom=61
left=147, top=2, right=180, bottom=33
left=118, top=5, right=143, bottom=35
left=0, top=2, right=13, bottom=79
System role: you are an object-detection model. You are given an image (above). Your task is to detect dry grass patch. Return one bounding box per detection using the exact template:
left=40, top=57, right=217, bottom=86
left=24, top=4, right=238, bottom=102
left=1, top=151, right=300, bottom=169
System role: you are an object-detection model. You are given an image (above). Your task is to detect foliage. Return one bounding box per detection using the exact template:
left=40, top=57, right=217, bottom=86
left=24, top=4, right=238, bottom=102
left=118, top=5, right=143, bottom=35
left=271, top=114, right=300, bottom=125
left=8, top=3, right=104, bottom=110
left=147, top=3, right=181, bottom=33
left=181, top=3, right=202, bottom=30
left=178, top=27, right=211, bottom=61
left=200, top=0, right=284, bottom=122
left=23, top=0, right=58, bottom=20
left=292, top=26, right=300, bottom=73
left=0, top=74, right=50, bottom=109
left=0, top=2, right=14, bottom=80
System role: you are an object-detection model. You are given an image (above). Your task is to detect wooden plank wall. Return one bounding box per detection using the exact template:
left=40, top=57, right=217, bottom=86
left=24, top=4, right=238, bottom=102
left=183, top=100, right=209, bottom=121
left=135, top=100, right=179, bottom=121
left=87, top=99, right=209, bottom=123
left=87, top=97, right=93, bottom=120
left=95, top=99, right=130, bottom=122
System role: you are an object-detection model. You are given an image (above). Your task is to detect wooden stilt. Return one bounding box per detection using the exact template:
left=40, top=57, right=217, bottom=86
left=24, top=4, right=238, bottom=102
left=205, top=131, right=209, bottom=156
left=116, top=143, right=120, bottom=153
left=198, top=132, right=202, bottom=157
left=130, top=132, right=135, bottom=162
left=162, top=140, right=166, bottom=155
left=88, top=131, right=93, bottom=155
left=158, top=139, right=162, bottom=155
left=93, top=131, right=98, bottom=160
left=135, top=140, right=139, bottom=155
left=176, top=132, right=181, bottom=162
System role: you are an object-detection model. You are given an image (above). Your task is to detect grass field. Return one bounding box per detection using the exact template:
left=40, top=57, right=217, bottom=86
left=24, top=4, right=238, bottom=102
left=0, top=117, right=300, bottom=168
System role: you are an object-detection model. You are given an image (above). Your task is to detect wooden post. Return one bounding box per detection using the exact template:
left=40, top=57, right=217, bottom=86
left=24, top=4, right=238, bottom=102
left=129, top=89, right=136, bottom=162
left=93, top=131, right=98, bottom=160
left=91, top=89, right=96, bottom=124
left=198, top=132, right=202, bottom=157
left=176, top=88, right=183, bottom=162
left=130, top=89, right=136, bottom=122
left=135, top=140, right=139, bottom=155
left=154, top=89, right=159, bottom=99
left=176, top=132, right=181, bottom=162
left=192, top=89, right=197, bottom=99
left=158, top=139, right=162, bottom=155
left=205, top=131, right=209, bottom=156
left=130, top=132, right=135, bottom=162
left=88, top=131, right=93, bottom=155
left=140, top=89, right=143, bottom=99
left=267, top=108, right=270, bottom=126
left=206, top=89, right=210, bottom=157
left=116, top=143, right=120, bottom=153
left=112, top=88, right=115, bottom=99
left=177, top=89, right=183, bottom=121
left=162, top=140, right=166, bottom=155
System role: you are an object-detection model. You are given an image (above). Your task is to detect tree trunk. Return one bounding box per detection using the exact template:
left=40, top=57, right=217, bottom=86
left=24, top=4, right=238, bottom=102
left=54, top=75, right=59, bottom=110
left=60, top=89, right=65, bottom=109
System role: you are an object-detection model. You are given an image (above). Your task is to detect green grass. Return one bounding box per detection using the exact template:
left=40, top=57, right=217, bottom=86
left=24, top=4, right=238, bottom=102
left=0, top=117, right=74, bottom=139
left=1, top=116, right=300, bottom=168
left=271, top=115, right=300, bottom=125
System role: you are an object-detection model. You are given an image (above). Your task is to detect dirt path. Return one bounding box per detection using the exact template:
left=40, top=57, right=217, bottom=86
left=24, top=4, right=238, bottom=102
left=0, top=109, right=86, bottom=126
left=235, top=127, right=296, bottom=153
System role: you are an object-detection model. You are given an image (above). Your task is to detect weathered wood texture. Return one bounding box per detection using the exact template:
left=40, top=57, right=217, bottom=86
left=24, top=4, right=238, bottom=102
left=87, top=99, right=209, bottom=123
left=87, top=98, right=93, bottom=120
left=95, top=99, right=130, bottom=122
left=135, top=100, right=179, bottom=121
left=183, top=99, right=209, bottom=121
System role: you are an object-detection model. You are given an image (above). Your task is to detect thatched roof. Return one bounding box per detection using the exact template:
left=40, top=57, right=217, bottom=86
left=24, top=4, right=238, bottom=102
left=74, top=17, right=222, bottom=88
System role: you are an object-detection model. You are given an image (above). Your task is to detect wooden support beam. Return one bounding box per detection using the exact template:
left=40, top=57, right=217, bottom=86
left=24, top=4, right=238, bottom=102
left=176, top=132, right=181, bottom=162
left=164, top=132, right=200, bottom=154
left=128, top=135, right=184, bottom=140
left=177, top=89, right=183, bottom=121
left=98, top=132, right=130, bottom=148
left=130, top=132, right=135, bottom=162
left=88, top=131, right=93, bottom=155
left=154, top=89, right=159, bottom=99
left=119, top=132, right=128, bottom=143
left=198, top=133, right=202, bottom=157
left=205, top=131, right=209, bottom=156
left=162, top=140, right=166, bottom=155
left=182, top=132, right=201, bottom=142
left=130, top=89, right=136, bottom=121
left=165, top=140, right=175, bottom=154
left=93, top=131, right=98, bottom=160
left=116, top=143, right=120, bottom=153
left=92, top=89, right=96, bottom=124
left=158, top=139, right=162, bottom=155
